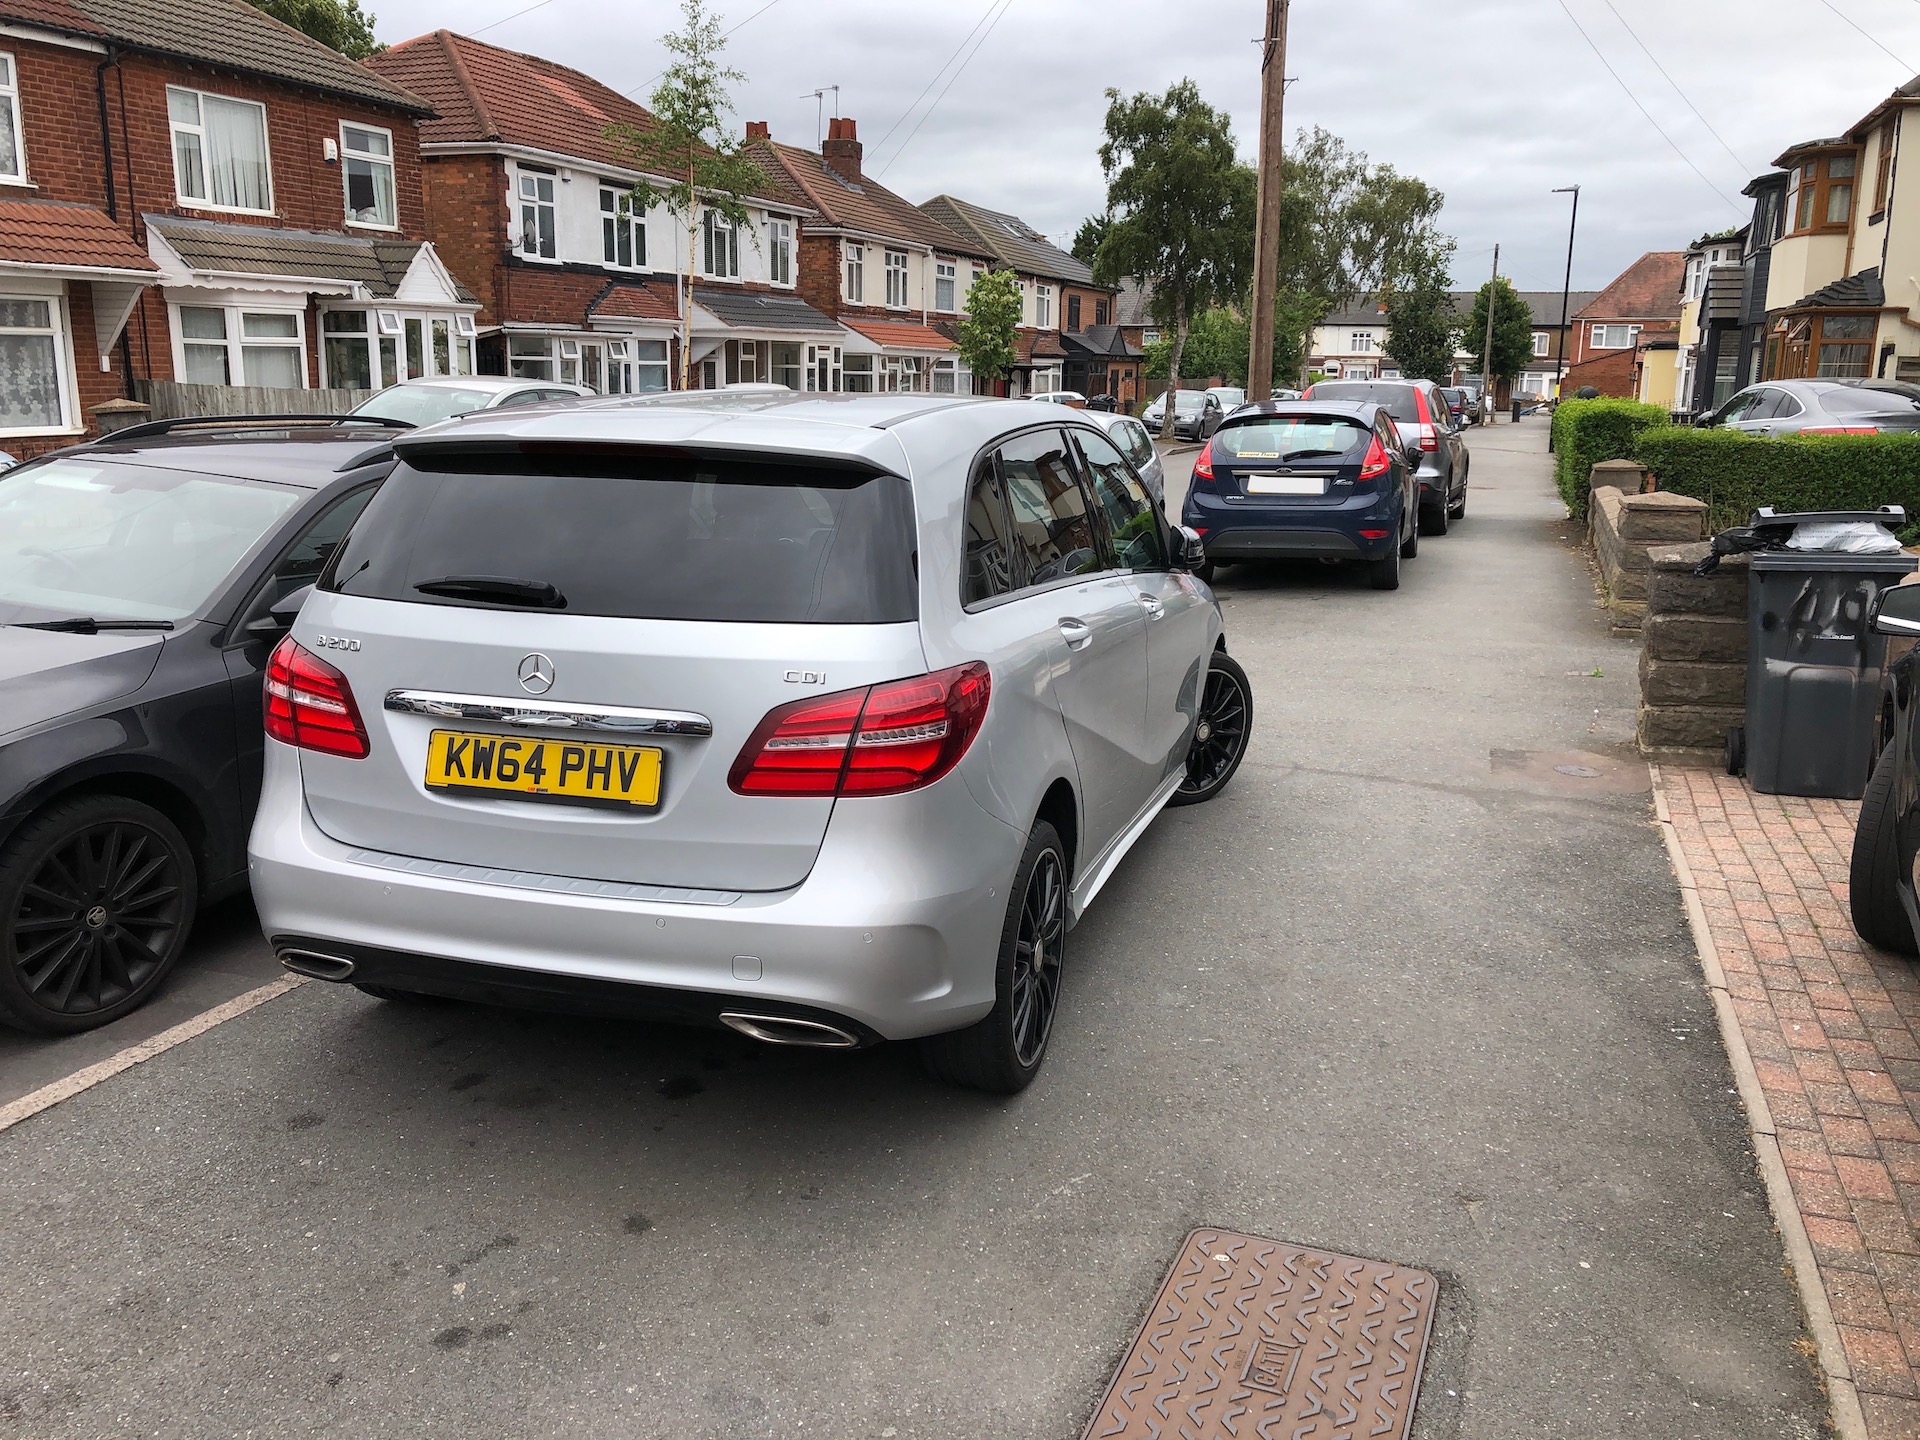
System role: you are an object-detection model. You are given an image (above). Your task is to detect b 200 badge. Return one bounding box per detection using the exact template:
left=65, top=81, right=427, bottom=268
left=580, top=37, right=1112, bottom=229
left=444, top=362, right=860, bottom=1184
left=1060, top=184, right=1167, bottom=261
left=314, top=635, right=360, bottom=651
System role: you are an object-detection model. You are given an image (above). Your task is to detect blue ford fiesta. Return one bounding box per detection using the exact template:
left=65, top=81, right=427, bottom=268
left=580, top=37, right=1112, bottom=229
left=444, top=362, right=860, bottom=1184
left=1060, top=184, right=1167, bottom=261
left=1180, top=401, right=1420, bottom=591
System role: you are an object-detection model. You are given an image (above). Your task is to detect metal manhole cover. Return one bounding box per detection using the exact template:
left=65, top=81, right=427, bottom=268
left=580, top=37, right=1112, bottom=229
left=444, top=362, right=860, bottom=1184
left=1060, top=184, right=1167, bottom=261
left=1082, top=1229, right=1438, bottom=1440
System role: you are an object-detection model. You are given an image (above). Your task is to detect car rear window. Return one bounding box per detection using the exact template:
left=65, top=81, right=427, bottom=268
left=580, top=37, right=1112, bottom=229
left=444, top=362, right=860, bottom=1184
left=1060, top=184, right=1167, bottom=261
left=324, top=449, right=918, bottom=624
left=1214, top=416, right=1371, bottom=461
left=1823, top=386, right=1920, bottom=417
left=1309, top=382, right=1421, bottom=422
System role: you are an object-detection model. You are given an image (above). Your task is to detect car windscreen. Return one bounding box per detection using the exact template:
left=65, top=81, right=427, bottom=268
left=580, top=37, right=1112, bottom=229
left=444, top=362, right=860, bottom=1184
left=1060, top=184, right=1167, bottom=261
left=1310, top=382, right=1421, bottom=422
left=0, top=457, right=303, bottom=621
left=326, top=450, right=918, bottom=624
left=353, top=386, right=501, bottom=427
left=1170, top=392, right=1207, bottom=413
left=1823, top=386, right=1920, bottom=417
left=1213, top=416, right=1371, bottom=462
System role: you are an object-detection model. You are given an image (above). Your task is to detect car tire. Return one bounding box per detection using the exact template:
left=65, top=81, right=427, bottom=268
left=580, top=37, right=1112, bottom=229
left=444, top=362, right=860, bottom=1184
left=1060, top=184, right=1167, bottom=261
left=1400, top=507, right=1420, bottom=559
left=1724, top=725, right=1745, bottom=777
left=1367, top=540, right=1402, bottom=590
left=1420, top=493, right=1451, bottom=537
left=1193, top=560, right=1216, bottom=585
left=0, top=794, right=198, bottom=1035
left=1449, top=487, right=1468, bottom=520
left=1850, top=744, right=1919, bottom=955
left=1169, top=652, right=1252, bottom=806
left=919, top=820, right=1069, bottom=1094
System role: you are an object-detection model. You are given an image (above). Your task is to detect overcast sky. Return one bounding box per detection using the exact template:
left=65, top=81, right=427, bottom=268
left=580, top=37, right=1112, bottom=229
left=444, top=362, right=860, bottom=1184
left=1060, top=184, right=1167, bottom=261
left=368, top=0, right=1920, bottom=292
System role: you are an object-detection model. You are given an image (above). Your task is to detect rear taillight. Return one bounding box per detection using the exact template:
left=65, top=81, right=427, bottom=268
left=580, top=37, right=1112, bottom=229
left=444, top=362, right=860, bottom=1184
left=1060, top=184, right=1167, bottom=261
left=729, top=662, right=991, bottom=798
left=1190, top=439, right=1215, bottom=488
left=264, top=635, right=369, bottom=759
left=1358, top=436, right=1391, bottom=482
left=1412, top=392, right=1439, bottom=451
left=1800, top=425, right=1879, bottom=435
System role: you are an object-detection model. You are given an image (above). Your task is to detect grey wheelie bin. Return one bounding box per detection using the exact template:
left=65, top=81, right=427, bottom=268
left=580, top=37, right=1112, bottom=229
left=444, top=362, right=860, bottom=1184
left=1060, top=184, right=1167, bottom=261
left=1725, top=507, right=1917, bottom=798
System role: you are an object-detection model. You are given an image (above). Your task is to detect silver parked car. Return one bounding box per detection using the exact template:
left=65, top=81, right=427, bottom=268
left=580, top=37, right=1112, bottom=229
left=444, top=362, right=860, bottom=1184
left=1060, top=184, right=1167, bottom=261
left=249, top=395, right=1253, bottom=1092
left=1078, top=408, right=1167, bottom=509
left=349, top=376, right=594, bottom=428
left=1705, top=378, right=1920, bottom=435
left=1141, top=389, right=1223, bottom=441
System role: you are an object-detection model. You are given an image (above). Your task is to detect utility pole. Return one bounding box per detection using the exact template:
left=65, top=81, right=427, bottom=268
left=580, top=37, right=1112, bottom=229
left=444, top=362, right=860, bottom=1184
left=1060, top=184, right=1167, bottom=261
left=1480, top=243, right=1499, bottom=423
left=1552, top=185, right=1580, bottom=400
left=1246, top=0, right=1289, bottom=402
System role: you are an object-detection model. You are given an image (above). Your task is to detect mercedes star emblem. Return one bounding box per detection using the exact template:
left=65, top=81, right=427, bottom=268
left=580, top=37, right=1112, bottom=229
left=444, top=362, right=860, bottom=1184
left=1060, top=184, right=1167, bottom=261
left=517, top=652, right=555, bottom=695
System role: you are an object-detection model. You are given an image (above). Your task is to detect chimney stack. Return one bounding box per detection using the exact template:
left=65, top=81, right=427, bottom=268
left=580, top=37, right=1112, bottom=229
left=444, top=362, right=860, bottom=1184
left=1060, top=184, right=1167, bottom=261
left=746, top=121, right=769, bottom=141
left=822, top=116, right=862, bottom=183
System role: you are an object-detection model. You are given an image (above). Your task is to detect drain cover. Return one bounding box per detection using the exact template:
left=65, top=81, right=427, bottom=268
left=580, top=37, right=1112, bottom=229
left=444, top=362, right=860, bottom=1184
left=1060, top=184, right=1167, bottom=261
left=1554, top=764, right=1601, bottom=778
left=1082, top=1229, right=1438, bottom=1440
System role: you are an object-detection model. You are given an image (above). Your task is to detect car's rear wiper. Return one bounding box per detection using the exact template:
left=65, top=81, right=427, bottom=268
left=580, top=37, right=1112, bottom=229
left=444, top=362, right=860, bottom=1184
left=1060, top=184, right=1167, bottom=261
left=1281, top=449, right=1347, bottom=461
left=413, top=575, right=568, bottom=609
left=11, top=617, right=175, bottom=633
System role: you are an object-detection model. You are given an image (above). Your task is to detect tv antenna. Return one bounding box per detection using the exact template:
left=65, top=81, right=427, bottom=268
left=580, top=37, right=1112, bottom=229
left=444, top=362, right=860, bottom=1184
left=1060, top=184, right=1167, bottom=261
left=802, top=86, right=840, bottom=147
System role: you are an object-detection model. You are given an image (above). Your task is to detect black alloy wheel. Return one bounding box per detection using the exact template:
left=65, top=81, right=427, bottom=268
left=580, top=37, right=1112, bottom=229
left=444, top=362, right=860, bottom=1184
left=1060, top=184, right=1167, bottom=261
left=1170, top=652, right=1253, bottom=806
left=1007, top=846, right=1066, bottom=1069
left=0, top=796, right=196, bottom=1034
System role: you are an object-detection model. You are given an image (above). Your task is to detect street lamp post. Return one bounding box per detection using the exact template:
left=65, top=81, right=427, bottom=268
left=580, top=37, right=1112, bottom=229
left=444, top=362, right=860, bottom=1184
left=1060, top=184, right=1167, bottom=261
left=1552, top=185, right=1580, bottom=399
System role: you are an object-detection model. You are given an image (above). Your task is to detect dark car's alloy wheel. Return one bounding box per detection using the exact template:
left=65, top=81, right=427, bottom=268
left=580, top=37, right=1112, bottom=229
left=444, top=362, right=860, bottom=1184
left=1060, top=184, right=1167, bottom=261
left=1850, top=744, right=1919, bottom=955
left=0, top=795, right=197, bottom=1034
left=920, top=820, right=1069, bottom=1094
left=1171, top=652, right=1253, bottom=806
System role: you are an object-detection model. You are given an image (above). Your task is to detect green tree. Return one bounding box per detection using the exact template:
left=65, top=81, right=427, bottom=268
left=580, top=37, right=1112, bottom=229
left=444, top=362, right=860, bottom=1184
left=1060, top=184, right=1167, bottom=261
left=1092, top=80, right=1253, bottom=436
left=608, top=0, right=765, bottom=391
left=1070, top=214, right=1109, bottom=267
left=248, top=0, right=380, bottom=57
left=955, top=268, right=1020, bottom=392
left=1142, top=306, right=1245, bottom=383
left=1464, top=277, right=1536, bottom=386
left=1383, top=238, right=1460, bottom=384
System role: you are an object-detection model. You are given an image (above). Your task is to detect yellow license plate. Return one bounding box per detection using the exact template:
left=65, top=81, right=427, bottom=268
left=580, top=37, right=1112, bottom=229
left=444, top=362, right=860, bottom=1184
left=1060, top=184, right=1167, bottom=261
left=424, top=730, right=663, bottom=810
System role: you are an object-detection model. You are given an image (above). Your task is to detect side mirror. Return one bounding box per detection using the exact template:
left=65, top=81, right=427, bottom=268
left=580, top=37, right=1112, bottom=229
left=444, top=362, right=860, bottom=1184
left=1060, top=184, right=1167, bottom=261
left=246, top=582, right=313, bottom=639
left=1873, top=583, right=1920, bottom=637
left=1171, top=525, right=1207, bottom=572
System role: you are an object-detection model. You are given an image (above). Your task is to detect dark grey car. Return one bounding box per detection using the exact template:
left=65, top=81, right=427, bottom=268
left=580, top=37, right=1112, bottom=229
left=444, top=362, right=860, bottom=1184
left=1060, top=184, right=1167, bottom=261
left=1706, top=379, right=1920, bottom=436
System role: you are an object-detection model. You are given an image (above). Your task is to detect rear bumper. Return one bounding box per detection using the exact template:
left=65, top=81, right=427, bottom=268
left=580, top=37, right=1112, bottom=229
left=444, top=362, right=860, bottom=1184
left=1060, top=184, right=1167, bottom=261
left=247, top=745, right=1021, bottom=1042
left=1183, top=491, right=1398, bottom=561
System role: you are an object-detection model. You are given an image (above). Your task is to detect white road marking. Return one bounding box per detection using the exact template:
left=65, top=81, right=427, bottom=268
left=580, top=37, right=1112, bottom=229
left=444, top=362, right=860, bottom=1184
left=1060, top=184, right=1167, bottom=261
left=0, top=975, right=308, bottom=1135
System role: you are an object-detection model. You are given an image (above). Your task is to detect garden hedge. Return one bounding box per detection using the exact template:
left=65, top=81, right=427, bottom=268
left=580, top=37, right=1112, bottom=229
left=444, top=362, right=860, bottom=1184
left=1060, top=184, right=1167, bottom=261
left=1550, top=398, right=1673, bottom=519
left=1632, top=427, right=1920, bottom=534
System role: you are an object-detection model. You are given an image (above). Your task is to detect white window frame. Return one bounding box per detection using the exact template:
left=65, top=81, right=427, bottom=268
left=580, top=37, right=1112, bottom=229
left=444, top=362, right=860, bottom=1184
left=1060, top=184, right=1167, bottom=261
left=884, top=248, right=908, bottom=309
left=845, top=242, right=865, bottom=304
left=517, top=166, right=557, bottom=261
left=1591, top=323, right=1640, bottom=350
left=0, top=53, right=27, bottom=185
left=339, top=120, right=397, bottom=230
left=768, top=215, right=793, bottom=287
left=174, top=301, right=307, bottom=389
left=701, top=209, right=740, bottom=280
left=167, top=85, right=274, bottom=216
left=1035, top=283, right=1052, bottom=329
left=600, top=184, right=645, bottom=270
left=1532, top=331, right=1550, bottom=357
left=0, top=288, right=77, bottom=435
left=1350, top=331, right=1374, bottom=353
left=934, top=260, right=956, bottom=312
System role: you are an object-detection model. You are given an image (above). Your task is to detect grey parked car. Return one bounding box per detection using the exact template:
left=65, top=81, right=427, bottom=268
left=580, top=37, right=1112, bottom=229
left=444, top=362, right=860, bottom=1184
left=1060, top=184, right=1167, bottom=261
left=350, top=376, right=593, bottom=428
left=249, top=395, right=1253, bottom=1093
left=1142, top=389, right=1223, bottom=441
left=1304, top=378, right=1468, bottom=534
left=1079, top=409, right=1167, bottom=508
left=1705, top=379, right=1920, bottom=436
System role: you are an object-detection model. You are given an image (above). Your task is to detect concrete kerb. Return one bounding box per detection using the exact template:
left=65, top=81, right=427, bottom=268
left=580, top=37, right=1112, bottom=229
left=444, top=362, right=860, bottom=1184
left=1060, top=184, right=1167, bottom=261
left=1647, top=764, right=1867, bottom=1440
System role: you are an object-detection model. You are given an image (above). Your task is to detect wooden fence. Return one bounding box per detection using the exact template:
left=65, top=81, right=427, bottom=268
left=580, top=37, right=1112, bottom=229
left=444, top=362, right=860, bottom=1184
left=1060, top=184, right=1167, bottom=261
left=135, top=380, right=374, bottom=419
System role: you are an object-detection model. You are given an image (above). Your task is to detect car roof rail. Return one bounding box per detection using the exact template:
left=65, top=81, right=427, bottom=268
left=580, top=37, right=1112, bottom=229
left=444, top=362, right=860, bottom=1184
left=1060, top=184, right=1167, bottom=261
left=98, top=413, right=415, bottom=444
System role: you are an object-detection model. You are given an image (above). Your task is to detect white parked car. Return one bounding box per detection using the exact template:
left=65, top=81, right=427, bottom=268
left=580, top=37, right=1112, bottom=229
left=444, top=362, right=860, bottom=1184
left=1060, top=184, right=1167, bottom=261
left=350, top=376, right=593, bottom=428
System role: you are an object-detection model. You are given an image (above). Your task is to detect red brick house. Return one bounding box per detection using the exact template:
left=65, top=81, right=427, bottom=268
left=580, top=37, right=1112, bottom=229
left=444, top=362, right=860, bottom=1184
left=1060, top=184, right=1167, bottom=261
left=368, top=32, right=825, bottom=393
left=744, top=117, right=992, bottom=394
left=919, top=193, right=1137, bottom=403
left=1566, top=250, right=1686, bottom=371
left=0, top=0, right=479, bottom=455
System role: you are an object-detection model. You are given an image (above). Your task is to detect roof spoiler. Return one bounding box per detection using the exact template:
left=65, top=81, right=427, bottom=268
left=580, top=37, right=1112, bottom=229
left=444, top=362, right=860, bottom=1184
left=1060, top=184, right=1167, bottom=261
left=100, top=414, right=413, bottom=444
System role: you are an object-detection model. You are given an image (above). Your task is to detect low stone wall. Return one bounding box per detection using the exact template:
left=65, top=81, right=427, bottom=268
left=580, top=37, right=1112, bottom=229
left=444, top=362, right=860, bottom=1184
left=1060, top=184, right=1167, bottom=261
left=1637, top=542, right=1748, bottom=758
left=1590, top=480, right=1709, bottom=635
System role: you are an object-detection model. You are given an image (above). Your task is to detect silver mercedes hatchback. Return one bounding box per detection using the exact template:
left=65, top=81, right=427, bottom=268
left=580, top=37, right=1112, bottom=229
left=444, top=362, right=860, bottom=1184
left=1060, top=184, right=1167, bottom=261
left=248, top=393, right=1252, bottom=1092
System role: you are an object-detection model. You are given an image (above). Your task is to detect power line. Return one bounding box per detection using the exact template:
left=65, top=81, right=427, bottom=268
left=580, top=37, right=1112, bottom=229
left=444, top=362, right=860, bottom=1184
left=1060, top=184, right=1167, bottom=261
left=1816, top=0, right=1918, bottom=72
left=875, top=0, right=1015, bottom=179
left=870, top=0, right=1005, bottom=160
left=1553, top=0, right=1743, bottom=214
left=471, top=0, right=559, bottom=37
left=620, top=0, right=785, bottom=100
left=1599, top=0, right=1752, bottom=179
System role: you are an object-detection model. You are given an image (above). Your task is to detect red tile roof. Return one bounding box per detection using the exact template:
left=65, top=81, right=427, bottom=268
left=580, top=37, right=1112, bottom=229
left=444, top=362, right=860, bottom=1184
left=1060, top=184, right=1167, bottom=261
left=589, top=278, right=678, bottom=322
left=0, top=200, right=155, bottom=272
left=369, top=32, right=807, bottom=211
left=1015, top=330, right=1068, bottom=363
left=747, top=134, right=986, bottom=257
left=1574, top=251, right=1687, bottom=322
left=845, top=318, right=954, bottom=352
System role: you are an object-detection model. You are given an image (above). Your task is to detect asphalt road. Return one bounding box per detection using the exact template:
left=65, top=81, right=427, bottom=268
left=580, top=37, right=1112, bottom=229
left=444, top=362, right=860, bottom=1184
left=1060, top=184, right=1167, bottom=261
left=0, top=417, right=1827, bottom=1439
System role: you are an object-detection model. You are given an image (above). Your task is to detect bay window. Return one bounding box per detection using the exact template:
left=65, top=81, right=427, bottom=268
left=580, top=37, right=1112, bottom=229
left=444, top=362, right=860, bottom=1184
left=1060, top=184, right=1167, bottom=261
left=1788, top=151, right=1858, bottom=235
left=321, top=310, right=371, bottom=389
left=509, top=335, right=554, bottom=380
left=179, top=304, right=304, bottom=387
left=1813, top=313, right=1874, bottom=377
left=843, top=353, right=874, bottom=392
left=168, top=86, right=272, bottom=213
left=0, top=296, right=69, bottom=431
left=325, top=308, right=475, bottom=387
left=518, top=167, right=556, bottom=259
left=702, top=210, right=739, bottom=278
left=601, top=185, right=645, bottom=269
left=885, top=249, right=908, bottom=308
left=341, top=122, right=396, bottom=228
left=0, top=54, right=25, bottom=183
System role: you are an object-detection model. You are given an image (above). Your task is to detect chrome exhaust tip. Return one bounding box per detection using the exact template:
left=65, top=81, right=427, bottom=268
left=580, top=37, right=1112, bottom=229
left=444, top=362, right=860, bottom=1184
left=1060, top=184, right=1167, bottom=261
left=279, top=949, right=356, bottom=982
left=719, top=1012, right=861, bottom=1049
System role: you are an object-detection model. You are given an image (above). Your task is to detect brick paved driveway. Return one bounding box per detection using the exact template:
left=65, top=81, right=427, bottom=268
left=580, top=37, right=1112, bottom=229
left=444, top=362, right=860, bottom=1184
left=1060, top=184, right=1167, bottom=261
left=1660, top=769, right=1920, bottom=1439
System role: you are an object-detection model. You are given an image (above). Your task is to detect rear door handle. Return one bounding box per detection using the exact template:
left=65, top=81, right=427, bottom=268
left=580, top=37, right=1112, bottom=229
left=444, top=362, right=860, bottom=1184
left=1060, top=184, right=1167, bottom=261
left=1058, top=617, right=1093, bottom=650
left=1136, top=594, right=1165, bottom=620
